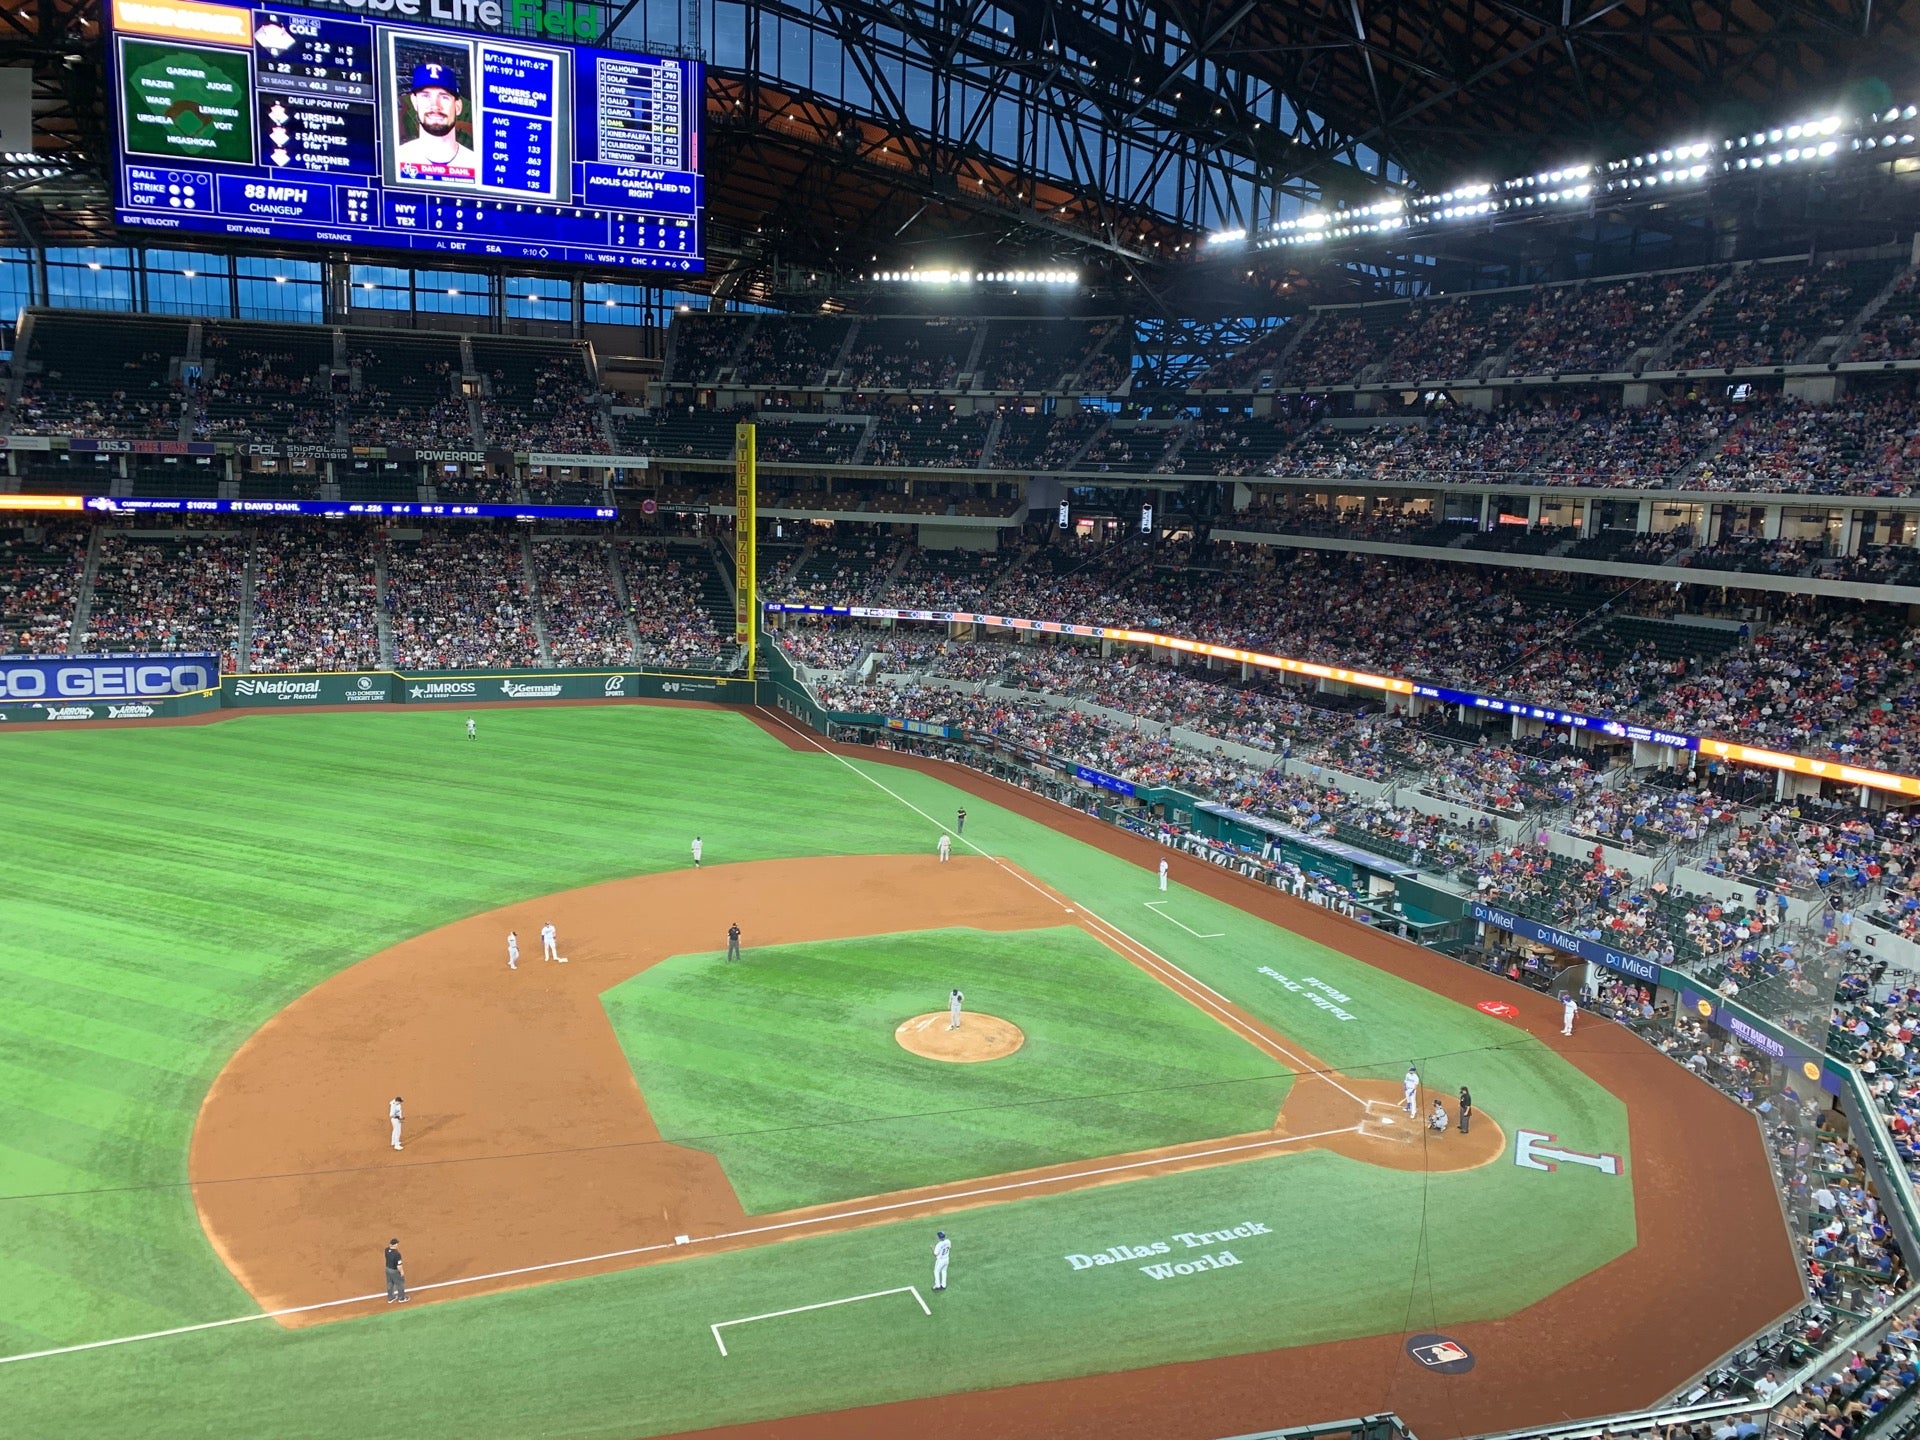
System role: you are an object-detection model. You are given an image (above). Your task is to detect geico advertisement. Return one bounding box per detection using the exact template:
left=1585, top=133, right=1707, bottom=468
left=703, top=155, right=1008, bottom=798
left=0, top=654, right=218, bottom=698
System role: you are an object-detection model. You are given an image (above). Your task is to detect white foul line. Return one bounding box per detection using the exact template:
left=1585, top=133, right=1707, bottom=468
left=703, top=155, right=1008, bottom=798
left=0, top=1124, right=1355, bottom=1369
left=761, top=707, right=1368, bottom=1109
left=0, top=716, right=1366, bottom=1373
left=710, top=1286, right=929, bottom=1357
left=1144, top=900, right=1225, bottom=938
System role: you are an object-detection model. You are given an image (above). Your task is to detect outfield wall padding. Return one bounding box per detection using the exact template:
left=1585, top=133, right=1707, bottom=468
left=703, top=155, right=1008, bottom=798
left=0, top=669, right=753, bottom=723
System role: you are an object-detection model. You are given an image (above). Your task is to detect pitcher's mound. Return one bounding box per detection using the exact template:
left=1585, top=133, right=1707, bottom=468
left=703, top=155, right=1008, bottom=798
left=895, top=1012, right=1025, bottom=1063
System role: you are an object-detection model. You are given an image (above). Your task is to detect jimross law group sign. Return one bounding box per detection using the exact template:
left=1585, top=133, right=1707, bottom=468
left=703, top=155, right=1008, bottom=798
left=1066, top=1220, right=1272, bottom=1280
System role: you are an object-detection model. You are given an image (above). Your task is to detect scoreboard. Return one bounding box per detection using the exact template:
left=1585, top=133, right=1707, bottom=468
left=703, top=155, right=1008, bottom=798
left=103, top=0, right=703, bottom=272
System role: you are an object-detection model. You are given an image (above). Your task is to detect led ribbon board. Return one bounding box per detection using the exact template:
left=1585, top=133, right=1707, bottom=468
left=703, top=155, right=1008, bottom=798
left=764, top=601, right=1920, bottom=798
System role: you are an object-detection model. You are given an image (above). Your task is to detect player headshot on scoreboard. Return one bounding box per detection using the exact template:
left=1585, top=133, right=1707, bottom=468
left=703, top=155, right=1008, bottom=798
left=390, top=46, right=478, bottom=185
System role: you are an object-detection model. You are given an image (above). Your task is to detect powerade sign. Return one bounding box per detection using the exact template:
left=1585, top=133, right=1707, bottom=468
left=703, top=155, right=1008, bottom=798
left=0, top=653, right=217, bottom=700
left=1465, top=900, right=1662, bottom=984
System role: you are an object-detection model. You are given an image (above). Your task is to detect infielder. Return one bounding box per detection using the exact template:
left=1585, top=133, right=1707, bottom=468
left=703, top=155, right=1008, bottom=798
left=1158, top=857, right=1169, bottom=891
left=466, top=717, right=476, bottom=740
left=938, top=833, right=951, bottom=862
left=1561, top=993, right=1577, bottom=1037
left=948, top=988, right=964, bottom=1031
left=389, top=1095, right=404, bottom=1150
left=932, top=1230, right=950, bottom=1291
left=541, top=921, right=562, bottom=963
left=507, top=930, right=519, bottom=970
left=1402, top=1065, right=1419, bottom=1117
left=691, top=836, right=703, bottom=868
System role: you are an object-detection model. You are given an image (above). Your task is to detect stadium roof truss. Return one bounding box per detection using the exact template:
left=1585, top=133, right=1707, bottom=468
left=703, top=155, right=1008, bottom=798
left=615, top=0, right=1406, bottom=286
left=0, top=0, right=1915, bottom=302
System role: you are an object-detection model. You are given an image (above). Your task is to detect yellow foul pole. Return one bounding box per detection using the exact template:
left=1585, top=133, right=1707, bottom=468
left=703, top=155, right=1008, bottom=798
left=734, top=422, right=757, bottom=675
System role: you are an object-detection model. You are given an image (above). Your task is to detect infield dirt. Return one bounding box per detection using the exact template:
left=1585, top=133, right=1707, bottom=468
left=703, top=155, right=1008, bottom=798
left=190, top=854, right=1501, bottom=1330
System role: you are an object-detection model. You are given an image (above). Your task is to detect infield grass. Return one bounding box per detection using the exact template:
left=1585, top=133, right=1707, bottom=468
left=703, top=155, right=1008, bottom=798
left=604, top=926, right=1294, bottom=1210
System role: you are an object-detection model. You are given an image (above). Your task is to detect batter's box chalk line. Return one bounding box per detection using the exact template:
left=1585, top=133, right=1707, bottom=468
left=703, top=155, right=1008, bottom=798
left=709, top=1286, right=931, bottom=1357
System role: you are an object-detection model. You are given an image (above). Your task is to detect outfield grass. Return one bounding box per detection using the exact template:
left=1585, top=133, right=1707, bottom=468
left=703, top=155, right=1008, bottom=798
left=604, top=926, right=1293, bottom=1210
left=0, top=707, right=1636, bottom=1439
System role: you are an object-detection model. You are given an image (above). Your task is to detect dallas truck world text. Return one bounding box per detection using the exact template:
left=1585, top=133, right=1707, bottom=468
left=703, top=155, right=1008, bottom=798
left=1066, top=1221, right=1272, bottom=1279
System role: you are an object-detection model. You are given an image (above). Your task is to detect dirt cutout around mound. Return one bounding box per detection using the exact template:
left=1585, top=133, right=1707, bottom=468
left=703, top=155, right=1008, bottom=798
left=895, top=1011, right=1027, bottom=1062
left=721, top=710, right=1806, bottom=1440
left=190, top=854, right=1500, bottom=1331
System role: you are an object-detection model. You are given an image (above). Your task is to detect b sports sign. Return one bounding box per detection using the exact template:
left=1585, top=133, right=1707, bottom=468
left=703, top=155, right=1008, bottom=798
left=0, top=652, right=217, bottom=699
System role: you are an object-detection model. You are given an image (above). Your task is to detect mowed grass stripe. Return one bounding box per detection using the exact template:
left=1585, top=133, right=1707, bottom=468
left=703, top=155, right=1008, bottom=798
left=0, top=707, right=930, bottom=1344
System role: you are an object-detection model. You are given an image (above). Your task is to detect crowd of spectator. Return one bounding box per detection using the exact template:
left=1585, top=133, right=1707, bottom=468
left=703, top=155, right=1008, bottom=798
left=531, top=540, right=630, bottom=666
left=82, top=532, right=246, bottom=668
left=0, top=524, right=86, bottom=654
left=248, top=524, right=381, bottom=672
left=386, top=532, right=540, bottom=668
left=479, top=357, right=609, bottom=453
left=613, top=540, right=729, bottom=666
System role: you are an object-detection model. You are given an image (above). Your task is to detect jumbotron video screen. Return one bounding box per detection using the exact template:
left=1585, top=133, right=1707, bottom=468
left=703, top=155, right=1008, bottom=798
left=102, top=0, right=704, bottom=271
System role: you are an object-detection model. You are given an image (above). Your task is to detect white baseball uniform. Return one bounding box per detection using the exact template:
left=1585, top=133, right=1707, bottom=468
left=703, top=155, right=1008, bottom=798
left=466, top=718, right=476, bottom=739
left=933, top=1234, right=951, bottom=1290
left=1158, top=858, right=1169, bottom=891
left=948, top=989, right=963, bottom=1030
left=507, top=932, right=519, bottom=969
left=1403, top=1068, right=1419, bottom=1116
left=691, top=838, right=703, bottom=867
left=389, top=1097, right=403, bottom=1150
left=1562, top=997, right=1576, bottom=1036
left=542, top=923, right=559, bottom=962
left=938, top=834, right=951, bottom=861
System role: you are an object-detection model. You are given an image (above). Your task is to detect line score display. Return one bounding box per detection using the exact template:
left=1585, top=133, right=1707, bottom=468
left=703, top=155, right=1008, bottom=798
left=105, top=0, right=704, bottom=271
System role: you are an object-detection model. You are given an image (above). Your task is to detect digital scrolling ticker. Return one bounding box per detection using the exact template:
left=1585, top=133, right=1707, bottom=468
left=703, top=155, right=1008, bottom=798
left=106, top=0, right=703, bottom=271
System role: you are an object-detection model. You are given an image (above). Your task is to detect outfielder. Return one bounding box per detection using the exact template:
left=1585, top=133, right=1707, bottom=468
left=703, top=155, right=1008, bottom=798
left=1561, top=993, right=1577, bottom=1037
left=938, top=833, right=951, bottom=862
left=466, top=717, right=476, bottom=740
left=1402, top=1065, right=1419, bottom=1117
left=691, top=836, right=703, bottom=868
left=542, top=921, right=563, bottom=963
left=932, top=1230, right=950, bottom=1291
left=1158, top=857, right=1169, bottom=892
left=948, top=988, right=964, bottom=1030
left=507, top=930, right=519, bottom=970
left=389, top=1095, right=404, bottom=1150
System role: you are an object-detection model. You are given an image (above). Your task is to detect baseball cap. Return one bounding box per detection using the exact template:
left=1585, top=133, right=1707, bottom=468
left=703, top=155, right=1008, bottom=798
left=410, top=62, right=460, bottom=96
